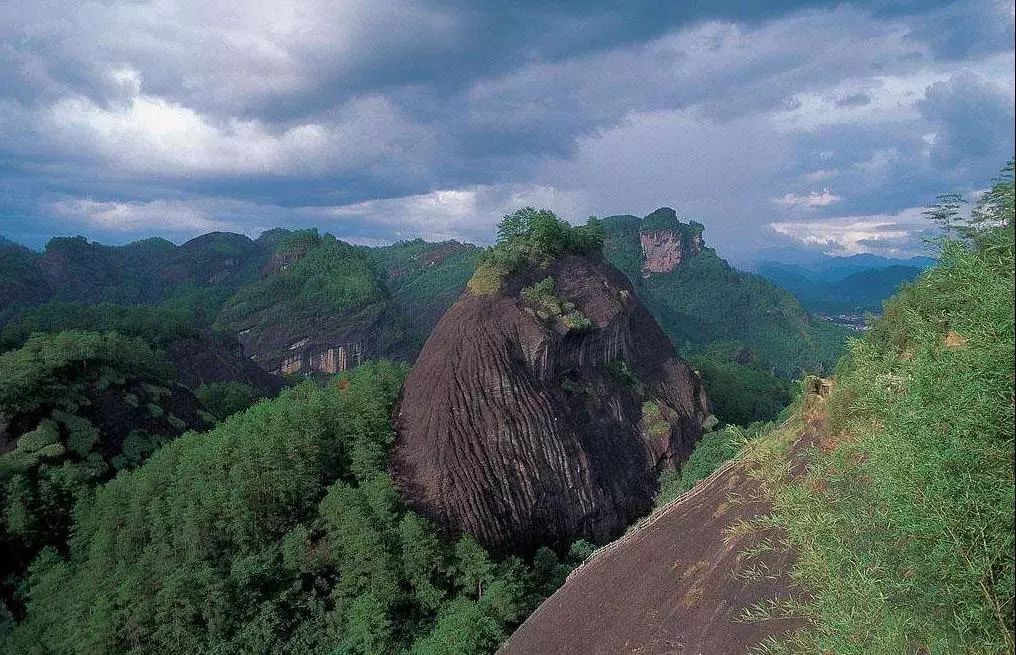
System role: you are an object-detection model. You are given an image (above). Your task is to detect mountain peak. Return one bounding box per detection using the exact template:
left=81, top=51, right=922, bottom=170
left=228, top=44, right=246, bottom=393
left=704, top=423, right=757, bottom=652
left=637, top=209, right=705, bottom=275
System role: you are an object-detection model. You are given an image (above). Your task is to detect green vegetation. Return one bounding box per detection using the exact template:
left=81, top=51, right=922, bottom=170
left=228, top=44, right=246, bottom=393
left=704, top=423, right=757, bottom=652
left=2, top=362, right=588, bottom=654
left=194, top=381, right=260, bottom=420
left=0, top=233, right=267, bottom=313
left=655, top=415, right=790, bottom=507
left=0, top=238, right=46, bottom=324
left=604, top=359, right=639, bottom=388
left=370, top=239, right=483, bottom=346
left=218, top=231, right=387, bottom=328
left=601, top=209, right=849, bottom=427
left=0, top=302, right=200, bottom=353
left=520, top=277, right=592, bottom=331
left=640, top=401, right=670, bottom=440
left=750, top=162, right=1015, bottom=654
left=689, top=353, right=794, bottom=427
left=641, top=207, right=704, bottom=236
left=0, top=331, right=205, bottom=623
left=467, top=208, right=604, bottom=295
left=0, top=331, right=173, bottom=414
left=635, top=245, right=846, bottom=377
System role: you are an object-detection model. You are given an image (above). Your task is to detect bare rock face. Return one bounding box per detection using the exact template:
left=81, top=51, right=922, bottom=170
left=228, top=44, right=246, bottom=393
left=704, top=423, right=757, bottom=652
left=638, top=208, right=704, bottom=276
left=391, top=254, right=712, bottom=555
left=236, top=306, right=409, bottom=377
left=640, top=230, right=686, bottom=274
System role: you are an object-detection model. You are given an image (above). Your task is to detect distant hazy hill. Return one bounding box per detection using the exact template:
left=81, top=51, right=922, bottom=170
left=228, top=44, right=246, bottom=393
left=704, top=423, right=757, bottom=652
left=752, top=252, right=935, bottom=315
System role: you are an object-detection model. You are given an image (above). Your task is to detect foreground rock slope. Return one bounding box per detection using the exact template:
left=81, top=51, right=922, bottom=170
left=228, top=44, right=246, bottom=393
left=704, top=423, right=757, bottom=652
left=392, top=250, right=712, bottom=555
left=497, top=392, right=827, bottom=655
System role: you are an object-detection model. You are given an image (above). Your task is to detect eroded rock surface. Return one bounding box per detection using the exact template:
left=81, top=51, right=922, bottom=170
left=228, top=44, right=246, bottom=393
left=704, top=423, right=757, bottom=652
left=639, top=208, right=704, bottom=275
left=392, top=254, right=711, bottom=554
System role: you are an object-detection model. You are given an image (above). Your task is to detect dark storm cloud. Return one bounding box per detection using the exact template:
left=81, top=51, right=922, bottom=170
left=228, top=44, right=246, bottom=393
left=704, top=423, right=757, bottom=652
left=919, top=71, right=1016, bottom=168
left=0, top=0, right=1013, bottom=256
left=836, top=93, right=873, bottom=108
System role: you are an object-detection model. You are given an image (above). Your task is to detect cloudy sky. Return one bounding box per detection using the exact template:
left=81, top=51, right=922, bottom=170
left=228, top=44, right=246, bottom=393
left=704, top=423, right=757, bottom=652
left=1, top=0, right=1013, bottom=261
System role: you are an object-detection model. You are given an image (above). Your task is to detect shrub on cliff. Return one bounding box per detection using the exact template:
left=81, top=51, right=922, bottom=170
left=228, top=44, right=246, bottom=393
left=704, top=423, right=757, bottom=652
left=520, top=277, right=592, bottom=331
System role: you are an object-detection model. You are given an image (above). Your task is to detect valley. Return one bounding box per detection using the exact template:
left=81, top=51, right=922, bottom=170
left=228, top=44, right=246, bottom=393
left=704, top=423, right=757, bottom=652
left=0, top=163, right=1012, bottom=655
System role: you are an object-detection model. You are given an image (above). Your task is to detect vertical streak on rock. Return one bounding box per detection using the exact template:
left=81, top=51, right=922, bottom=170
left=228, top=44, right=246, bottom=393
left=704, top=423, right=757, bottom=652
left=392, top=255, right=711, bottom=555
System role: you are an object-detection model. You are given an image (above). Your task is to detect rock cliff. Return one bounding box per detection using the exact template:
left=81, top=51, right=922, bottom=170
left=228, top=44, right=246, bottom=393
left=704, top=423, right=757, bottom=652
left=391, top=253, right=712, bottom=555
left=638, top=207, right=704, bottom=275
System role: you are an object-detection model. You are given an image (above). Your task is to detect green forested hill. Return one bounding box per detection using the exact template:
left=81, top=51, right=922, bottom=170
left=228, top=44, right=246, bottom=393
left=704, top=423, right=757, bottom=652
left=0, top=331, right=216, bottom=619
left=0, top=231, right=483, bottom=378
left=602, top=211, right=847, bottom=376
left=370, top=239, right=483, bottom=347
left=212, top=232, right=482, bottom=374
left=601, top=209, right=848, bottom=426
left=218, top=232, right=388, bottom=326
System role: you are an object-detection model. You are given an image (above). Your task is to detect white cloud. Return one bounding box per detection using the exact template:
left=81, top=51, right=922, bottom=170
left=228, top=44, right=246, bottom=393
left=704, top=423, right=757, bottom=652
left=2, top=1, right=1012, bottom=255
left=801, top=169, right=838, bottom=183
left=44, top=67, right=434, bottom=176
left=308, top=184, right=589, bottom=244
left=48, top=198, right=244, bottom=233
left=42, top=183, right=591, bottom=245
left=772, top=189, right=842, bottom=210
left=769, top=206, right=932, bottom=256
left=1, top=0, right=462, bottom=112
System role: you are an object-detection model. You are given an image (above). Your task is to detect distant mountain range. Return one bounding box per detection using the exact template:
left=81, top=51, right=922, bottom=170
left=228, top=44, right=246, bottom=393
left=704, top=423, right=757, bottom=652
left=748, top=251, right=936, bottom=317
left=1, top=216, right=854, bottom=428
left=0, top=231, right=481, bottom=376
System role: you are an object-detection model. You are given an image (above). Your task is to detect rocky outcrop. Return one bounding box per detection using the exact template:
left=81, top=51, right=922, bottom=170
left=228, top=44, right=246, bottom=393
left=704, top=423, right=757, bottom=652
left=498, top=391, right=830, bottom=655
left=275, top=332, right=383, bottom=376
left=233, top=304, right=411, bottom=377
left=638, top=208, right=704, bottom=275
left=165, top=334, right=284, bottom=395
left=640, top=230, right=686, bottom=273
left=391, top=254, right=712, bottom=555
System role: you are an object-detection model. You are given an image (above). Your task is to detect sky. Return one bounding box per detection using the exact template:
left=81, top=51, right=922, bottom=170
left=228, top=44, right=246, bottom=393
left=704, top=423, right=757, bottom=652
left=1, top=0, right=1013, bottom=262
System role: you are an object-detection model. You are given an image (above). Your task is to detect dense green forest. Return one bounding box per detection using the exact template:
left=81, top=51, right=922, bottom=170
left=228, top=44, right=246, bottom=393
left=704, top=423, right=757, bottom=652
left=0, top=330, right=215, bottom=621
left=746, top=161, right=1015, bottom=654
left=602, top=213, right=846, bottom=377
left=216, top=231, right=388, bottom=330
left=1, top=363, right=589, bottom=654
left=0, top=303, right=201, bottom=353
left=370, top=240, right=483, bottom=345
